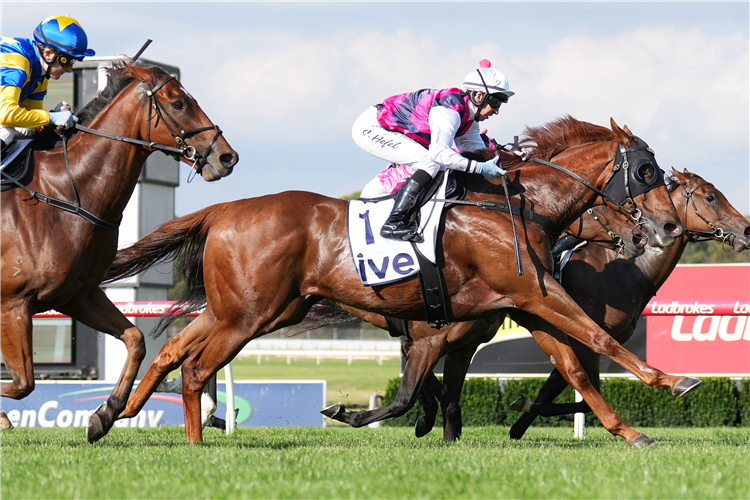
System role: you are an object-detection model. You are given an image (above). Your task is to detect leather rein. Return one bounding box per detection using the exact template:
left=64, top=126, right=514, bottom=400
left=4, top=74, right=223, bottom=229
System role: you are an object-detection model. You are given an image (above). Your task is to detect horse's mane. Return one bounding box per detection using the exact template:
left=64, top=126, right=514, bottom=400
left=35, top=61, right=166, bottom=147
left=500, top=115, right=615, bottom=170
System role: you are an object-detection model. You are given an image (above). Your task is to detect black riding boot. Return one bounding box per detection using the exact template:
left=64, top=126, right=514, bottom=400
left=380, top=169, right=432, bottom=242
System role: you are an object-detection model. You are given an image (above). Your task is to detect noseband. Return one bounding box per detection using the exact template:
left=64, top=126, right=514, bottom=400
left=142, top=75, right=223, bottom=177
left=678, top=181, right=735, bottom=248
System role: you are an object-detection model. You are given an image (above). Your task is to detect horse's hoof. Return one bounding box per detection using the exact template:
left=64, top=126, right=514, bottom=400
left=628, top=433, right=658, bottom=448
left=0, top=410, right=14, bottom=430
left=509, top=396, right=532, bottom=412
left=672, top=377, right=702, bottom=397
left=87, top=403, right=110, bottom=443
left=320, top=403, right=344, bottom=419
left=414, top=417, right=433, bottom=438
left=207, top=416, right=226, bottom=430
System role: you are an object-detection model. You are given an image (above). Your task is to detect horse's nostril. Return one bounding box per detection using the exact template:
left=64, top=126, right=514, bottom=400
left=220, top=152, right=238, bottom=168
left=665, top=223, right=683, bottom=236
left=744, top=226, right=750, bottom=238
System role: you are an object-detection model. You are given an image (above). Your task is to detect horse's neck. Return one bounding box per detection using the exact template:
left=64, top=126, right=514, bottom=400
left=44, top=85, right=148, bottom=220
left=517, top=144, right=613, bottom=229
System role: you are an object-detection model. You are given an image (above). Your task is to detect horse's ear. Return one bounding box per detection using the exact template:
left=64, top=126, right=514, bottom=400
left=610, top=118, right=633, bottom=146
left=672, top=167, right=686, bottom=182
left=623, top=124, right=633, bottom=136
left=128, top=64, right=150, bottom=82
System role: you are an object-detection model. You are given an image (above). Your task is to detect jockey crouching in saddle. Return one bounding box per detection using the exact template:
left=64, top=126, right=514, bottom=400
left=0, top=15, right=94, bottom=158
left=352, top=59, right=514, bottom=242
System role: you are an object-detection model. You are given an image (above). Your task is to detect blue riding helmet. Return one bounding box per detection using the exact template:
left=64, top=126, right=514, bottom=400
left=33, top=15, right=95, bottom=59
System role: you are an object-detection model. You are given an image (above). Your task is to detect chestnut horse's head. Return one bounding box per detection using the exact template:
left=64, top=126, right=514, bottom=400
left=572, top=207, right=649, bottom=260
left=601, top=118, right=683, bottom=248
left=120, top=62, right=238, bottom=181
left=670, top=168, right=750, bottom=253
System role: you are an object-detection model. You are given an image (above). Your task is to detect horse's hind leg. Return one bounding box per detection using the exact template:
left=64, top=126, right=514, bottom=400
left=61, top=288, right=146, bottom=443
left=118, top=309, right=216, bottom=420
left=322, top=336, right=445, bottom=428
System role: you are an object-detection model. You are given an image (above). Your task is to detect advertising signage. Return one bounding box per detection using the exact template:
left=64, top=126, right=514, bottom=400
left=463, top=264, right=749, bottom=377
left=646, top=264, right=750, bottom=376
left=0, top=380, right=326, bottom=428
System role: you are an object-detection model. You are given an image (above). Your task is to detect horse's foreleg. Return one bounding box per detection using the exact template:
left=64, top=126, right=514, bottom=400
left=529, top=329, right=650, bottom=445
left=508, top=368, right=568, bottom=439
left=322, top=336, right=445, bottom=428
left=61, top=289, right=146, bottom=443
left=0, top=302, right=36, bottom=401
left=514, top=285, right=697, bottom=395
left=439, top=344, right=477, bottom=442
left=414, top=369, right=442, bottom=438
left=118, top=309, right=216, bottom=419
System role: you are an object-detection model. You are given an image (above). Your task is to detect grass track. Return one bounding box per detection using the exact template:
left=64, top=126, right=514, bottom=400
left=2, top=426, right=748, bottom=499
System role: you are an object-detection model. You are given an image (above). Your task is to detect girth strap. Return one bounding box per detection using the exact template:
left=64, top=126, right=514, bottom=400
left=434, top=198, right=560, bottom=241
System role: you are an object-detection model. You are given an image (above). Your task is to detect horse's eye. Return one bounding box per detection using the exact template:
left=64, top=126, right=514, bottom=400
left=172, top=101, right=184, bottom=110
left=638, top=164, right=655, bottom=183
left=705, top=194, right=716, bottom=203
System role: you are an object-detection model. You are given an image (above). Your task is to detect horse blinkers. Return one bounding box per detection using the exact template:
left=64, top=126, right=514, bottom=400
left=603, top=138, right=665, bottom=220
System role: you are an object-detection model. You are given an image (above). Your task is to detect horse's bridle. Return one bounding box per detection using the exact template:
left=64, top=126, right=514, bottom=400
left=141, top=75, right=223, bottom=178
left=678, top=181, right=735, bottom=248
left=5, top=73, right=224, bottom=228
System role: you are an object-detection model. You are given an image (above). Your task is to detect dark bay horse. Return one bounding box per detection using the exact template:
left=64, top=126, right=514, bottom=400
left=105, top=116, right=686, bottom=443
left=395, top=167, right=749, bottom=443
left=506, top=168, right=750, bottom=438
left=0, top=61, right=238, bottom=442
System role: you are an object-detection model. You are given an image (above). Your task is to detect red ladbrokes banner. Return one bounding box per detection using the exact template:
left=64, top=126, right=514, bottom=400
left=647, top=264, right=750, bottom=375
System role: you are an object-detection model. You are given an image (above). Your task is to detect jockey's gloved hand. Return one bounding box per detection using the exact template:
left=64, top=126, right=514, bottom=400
left=476, top=157, right=507, bottom=179
left=51, top=101, right=72, bottom=113
left=49, top=111, right=78, bottom=130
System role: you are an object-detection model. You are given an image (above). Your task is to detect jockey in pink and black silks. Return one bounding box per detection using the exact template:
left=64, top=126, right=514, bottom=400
left=352, top=59, right=514, bottom=242
left=1, top=15, right=94, bottom=154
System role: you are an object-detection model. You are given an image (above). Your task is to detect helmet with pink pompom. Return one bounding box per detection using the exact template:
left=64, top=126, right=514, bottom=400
left=462, top=59, right=514, bottom=117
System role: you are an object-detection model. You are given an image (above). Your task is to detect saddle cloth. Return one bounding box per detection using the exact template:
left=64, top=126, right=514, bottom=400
left=347, top=170, right=449, bottom=286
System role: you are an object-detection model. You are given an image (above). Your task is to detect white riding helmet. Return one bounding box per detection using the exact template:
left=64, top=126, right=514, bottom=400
left=461, top=59, right=514, bottom=98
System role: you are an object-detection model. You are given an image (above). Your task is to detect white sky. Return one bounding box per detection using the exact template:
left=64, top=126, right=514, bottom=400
left=3, top=1, right=748, bottom=216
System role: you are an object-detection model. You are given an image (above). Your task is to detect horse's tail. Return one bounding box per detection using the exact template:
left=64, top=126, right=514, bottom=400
left=104, top=203, right=231, bottom=337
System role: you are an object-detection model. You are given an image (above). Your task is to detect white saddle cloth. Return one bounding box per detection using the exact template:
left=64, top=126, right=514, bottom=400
left=347, top=172, right=449, bottom=286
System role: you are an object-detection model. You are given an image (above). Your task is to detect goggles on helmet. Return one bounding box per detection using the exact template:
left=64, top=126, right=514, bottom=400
left=486, top=93, right=509, bottom=109
left=55, top=51, right=83, bottom=67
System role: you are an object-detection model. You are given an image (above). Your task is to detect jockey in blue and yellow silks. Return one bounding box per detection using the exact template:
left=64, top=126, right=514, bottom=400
left=1, top=15, right=95, bottom=154
left=352, top=59, right=515, bottom=242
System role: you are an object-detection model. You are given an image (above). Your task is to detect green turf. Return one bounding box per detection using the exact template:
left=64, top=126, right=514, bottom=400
left=214, top=357, right=402, bottom=408
left=2, top=426, right=747, bottom=499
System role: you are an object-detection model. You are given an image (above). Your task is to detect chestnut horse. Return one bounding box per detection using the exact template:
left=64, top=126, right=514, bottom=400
left=105, top=116, right=686, bottom=444
left=383, top=167, right=749, bottom=443
left=0, top=61, right=238, bottom=442
left=504, top=168, right=750, bottom=438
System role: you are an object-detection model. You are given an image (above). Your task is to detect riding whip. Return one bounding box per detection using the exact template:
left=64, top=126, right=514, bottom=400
left=131, top=39, right=153, bottom=62
left=501, top=169, right=524, bottom=276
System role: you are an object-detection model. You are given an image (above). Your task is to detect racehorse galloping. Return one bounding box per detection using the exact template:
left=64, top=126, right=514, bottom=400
left=0, top=61, right=238, bottom=442
left=106, top=116, right=685, bottom=444
left=400, top=167, right=749, bottom=442
left=505, top=168, right=750, bottom=438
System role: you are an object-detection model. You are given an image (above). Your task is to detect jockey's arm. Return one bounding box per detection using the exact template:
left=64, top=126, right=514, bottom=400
left=0, top=85, right=50, bottom=129
left=427, top=106, right=475, bottom=172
